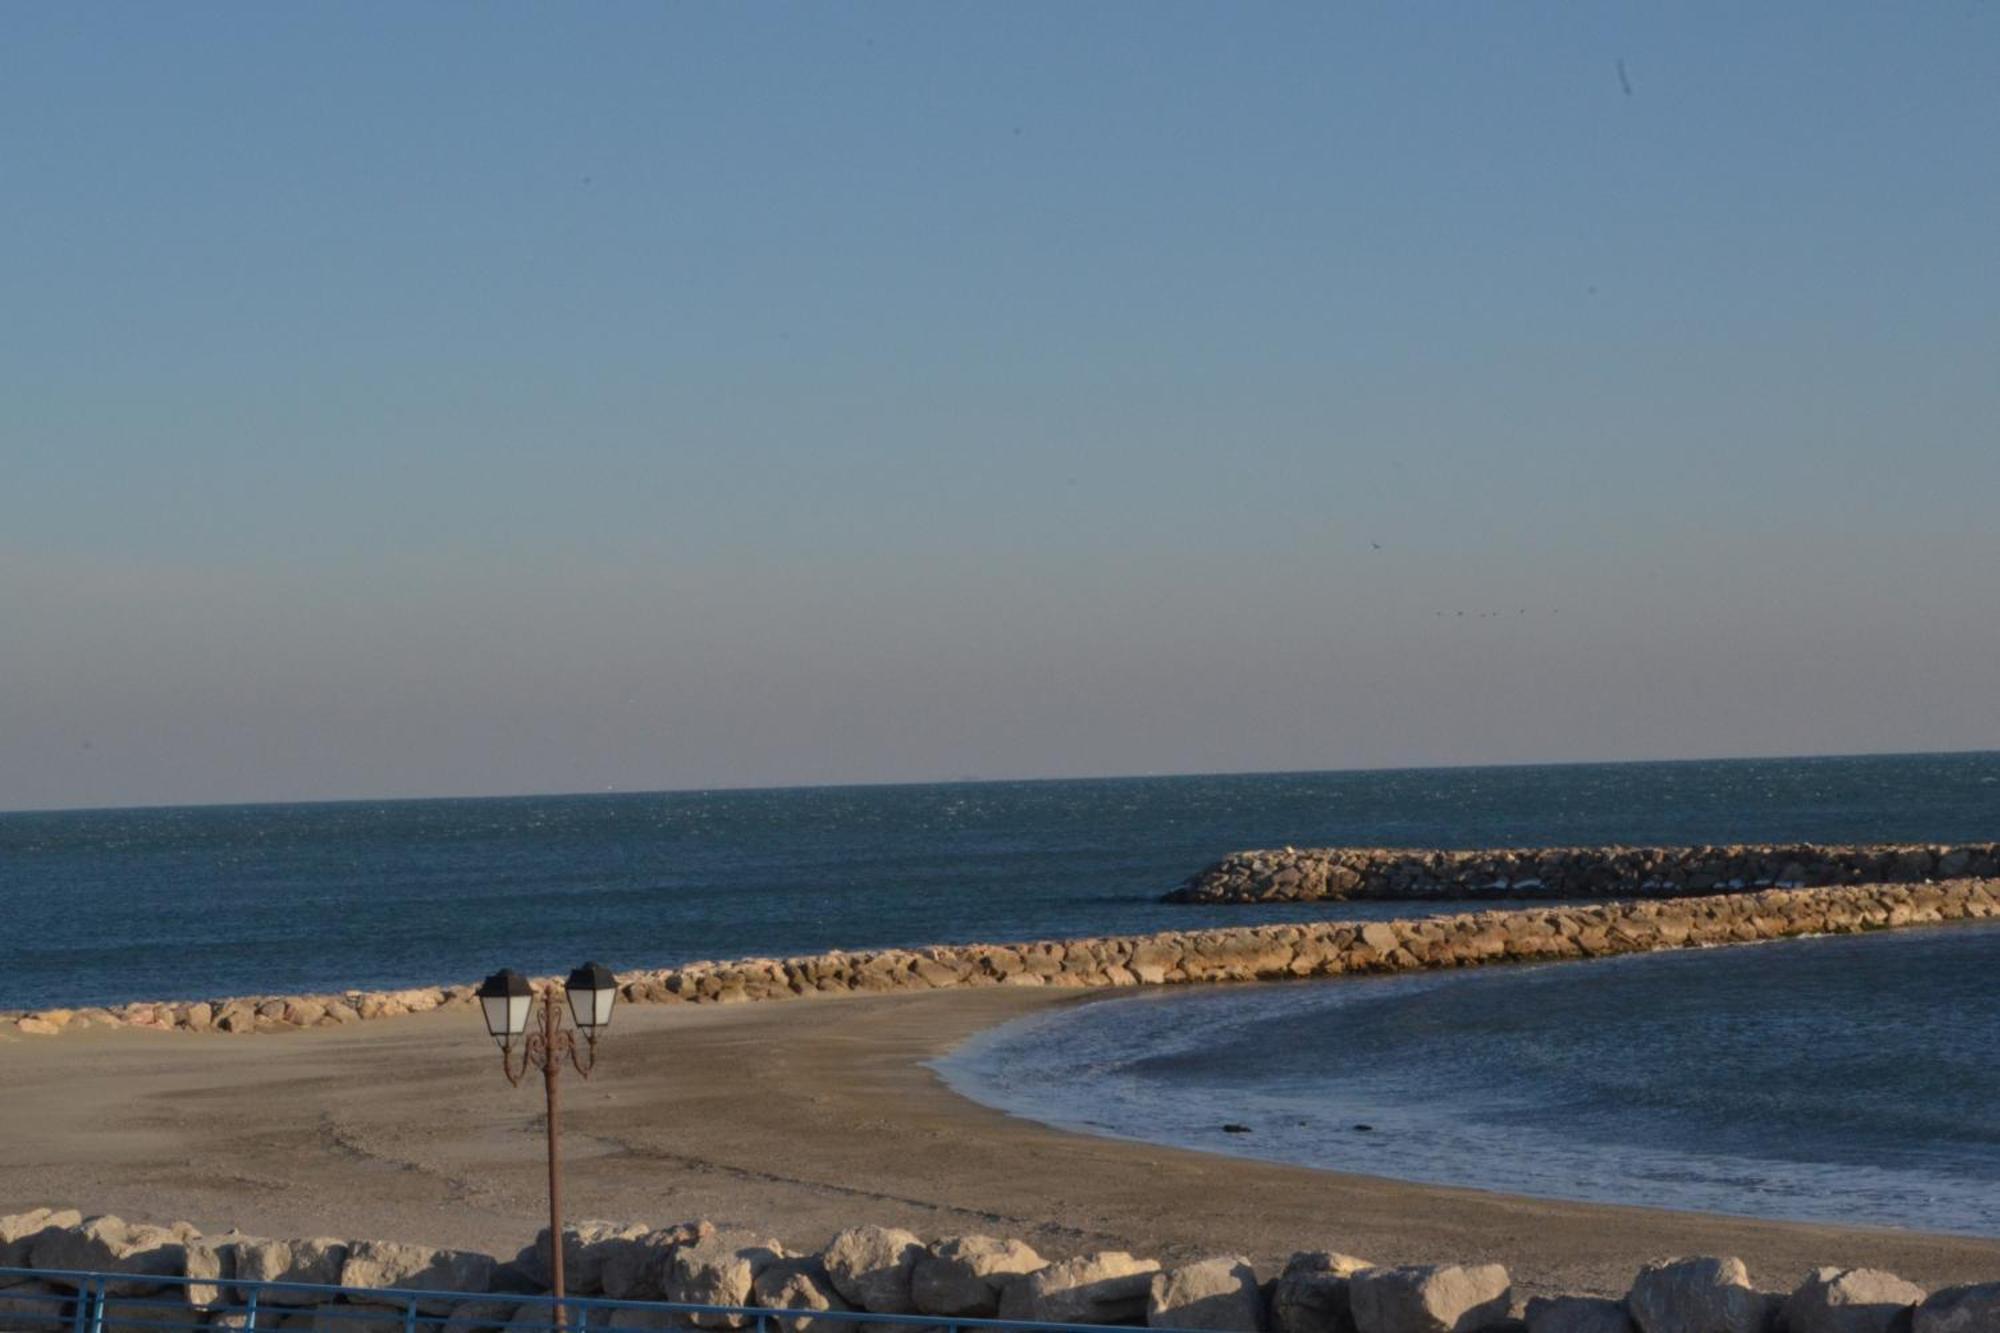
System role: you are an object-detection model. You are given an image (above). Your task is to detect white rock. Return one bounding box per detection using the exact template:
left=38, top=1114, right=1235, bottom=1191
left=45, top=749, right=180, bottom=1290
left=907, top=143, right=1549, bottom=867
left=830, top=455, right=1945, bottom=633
left=911, top=1235, right=1045, bottom=1317
left=236, top=1239, right=352, bottom=1303
left=999, top=1251, right=1163, bottom=1326
left=308, top=1303, right=411, bottom=1333
left=1147, top=1256, right=1263, bottom=1331
left=1914, top=1282, right=2000, bottom=1333
left=821, top=1225, right=924, bottom=1315
left=1628, top=1257, right=1773, bottom=1333
left=185, top=1231, right=254, bottom=1309
left=665, top=1232, right=786, bottom=1329
left=1784, top=1268, right=1924, bottom=1333
left=1524, top=1296, right=1635, bottom=1333
left=1, top=1209, right=84, bottom=1278
left=440, top=1299, right=527, bottom=1333
left=752, top=1256, right=855, bottom=1333
left=514, top=1221, right=649, bottom=1296
left=338, top=1241, right=499, bottom=1312
left=0, top=1284, right=66, bottom=1325
left=1348, top=1264, right=1511, bottom=1333
left=600, top=1223, right=715, bottom=1302
left=1269, top=1252, right=1374, bottom=1333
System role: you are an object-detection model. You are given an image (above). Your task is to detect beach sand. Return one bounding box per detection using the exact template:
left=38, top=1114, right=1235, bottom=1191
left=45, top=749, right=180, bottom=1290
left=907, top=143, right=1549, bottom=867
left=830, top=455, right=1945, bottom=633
left=4, top=985, right=1997, bottom=1299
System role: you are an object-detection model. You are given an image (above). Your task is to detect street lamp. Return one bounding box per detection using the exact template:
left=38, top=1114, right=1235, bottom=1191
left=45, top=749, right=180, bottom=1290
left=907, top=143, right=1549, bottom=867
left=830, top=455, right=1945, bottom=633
left=476, top=962, right=619, bottom=1327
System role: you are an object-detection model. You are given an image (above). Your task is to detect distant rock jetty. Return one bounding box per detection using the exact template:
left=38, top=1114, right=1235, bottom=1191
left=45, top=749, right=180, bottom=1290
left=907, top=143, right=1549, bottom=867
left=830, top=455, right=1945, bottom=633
left=1164, top=842, right=2000, bottom=904
left=7, top=877, right=1997, bottom=1040
left=2, top=1208, right=1995, bottom=1333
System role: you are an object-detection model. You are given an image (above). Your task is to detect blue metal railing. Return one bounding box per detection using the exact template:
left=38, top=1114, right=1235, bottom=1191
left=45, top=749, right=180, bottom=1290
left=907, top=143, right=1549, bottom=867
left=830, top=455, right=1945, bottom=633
left=0, top=1269, right=1195, bottom=1333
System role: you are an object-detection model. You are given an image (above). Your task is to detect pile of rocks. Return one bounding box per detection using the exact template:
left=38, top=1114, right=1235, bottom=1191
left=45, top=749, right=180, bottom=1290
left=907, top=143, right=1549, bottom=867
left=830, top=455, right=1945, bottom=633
left=9, top=878, right=2000, bottom=1041
left=3, top=1210, right=1995, bottom=1333
left=1163, top=843, right=2000, bottom=905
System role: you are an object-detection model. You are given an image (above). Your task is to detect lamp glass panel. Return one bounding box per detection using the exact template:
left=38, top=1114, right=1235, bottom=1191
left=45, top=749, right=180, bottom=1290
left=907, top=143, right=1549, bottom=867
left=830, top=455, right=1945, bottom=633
left=480, top=992, right=508, bottom=1041
left=568, top=982, right=614, bottom=1032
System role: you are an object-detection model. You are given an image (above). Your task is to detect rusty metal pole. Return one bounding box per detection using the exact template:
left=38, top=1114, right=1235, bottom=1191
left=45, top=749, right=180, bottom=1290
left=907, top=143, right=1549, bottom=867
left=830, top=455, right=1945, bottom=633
left=543, top=990, right=567, bottom=1331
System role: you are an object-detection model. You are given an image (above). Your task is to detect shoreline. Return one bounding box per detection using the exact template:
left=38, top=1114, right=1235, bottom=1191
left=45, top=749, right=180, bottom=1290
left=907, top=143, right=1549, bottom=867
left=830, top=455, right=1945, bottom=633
left=8, top=877, right=1998, bottom=1039
left=930, top=924, right=2000, bottom=1242
left=3, top=976, right=1999, bottom=1301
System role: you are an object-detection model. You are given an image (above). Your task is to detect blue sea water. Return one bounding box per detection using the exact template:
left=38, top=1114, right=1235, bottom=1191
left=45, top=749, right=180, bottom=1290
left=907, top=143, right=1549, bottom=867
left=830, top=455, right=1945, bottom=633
left=935, top=922, right=2000, bottom=1236
left=2, top=750, right=1997, bottom=1013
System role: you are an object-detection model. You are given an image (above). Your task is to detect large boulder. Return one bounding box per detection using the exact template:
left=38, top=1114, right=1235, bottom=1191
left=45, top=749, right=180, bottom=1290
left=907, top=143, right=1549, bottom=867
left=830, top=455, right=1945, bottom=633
left=1914, top=1283, right=2000, bottom=1333
left=30, top=1215, right=134, bottom=1275
left=440, top=1299, right=529, bottom=1333
left=999, top=1251, right=1163, bottom=1325
left=1147, top=1256, right=1263, bottom=1331
left=1270, top=1252, right=1374, bottom=1333
left=1348, top=1264, right=1511, bottom=1333
left=235, top=1239, right=352, bottom=1303
left=751, top=1256, right=855, bottom=1333
left=185, top=1231, right=257, bottom=1309
left=1, top=1210, right=83, bottom=1285
left=1785, top=1268, right=1924, bottom=1333
left=665, top=1231, right=787, bottom=1328
left=308, top=1304, right=411, bottom=1333
left=0, top=1285, right=67, bottom=1325
left=31, top=1216, right=197, bottom=1295
left=339, top=1241, right=500, bottom=1312
left=1627, top=1258, right=1773, bottom=1333
left=912, top=1235, right=1045, bottom=1317
left=514, top=1220, right=652, bottom=1296
left=1525, top=1296, right=1635, bottom=1333
left=600, top=1222, right=715, bottom=1301
left=821, top=1225, right=925, bottom=1315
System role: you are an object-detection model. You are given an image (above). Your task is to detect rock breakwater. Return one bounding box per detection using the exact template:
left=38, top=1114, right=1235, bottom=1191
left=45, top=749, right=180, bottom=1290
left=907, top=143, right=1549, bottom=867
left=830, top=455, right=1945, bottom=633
left=6, top=878, right=1998, bottom=1041
left=1164, top=842, right=2000, bottom=904
left=3, top=1208, right=1995, bottom=1333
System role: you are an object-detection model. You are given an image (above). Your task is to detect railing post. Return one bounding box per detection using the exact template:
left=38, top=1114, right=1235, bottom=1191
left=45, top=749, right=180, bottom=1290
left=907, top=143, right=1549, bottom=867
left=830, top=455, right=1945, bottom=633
left=404, top=1295, right=419, bottom=1333
left=87, top=1277, right=106, bottom=1333
left=245, top=1286, right=261, bottom=1333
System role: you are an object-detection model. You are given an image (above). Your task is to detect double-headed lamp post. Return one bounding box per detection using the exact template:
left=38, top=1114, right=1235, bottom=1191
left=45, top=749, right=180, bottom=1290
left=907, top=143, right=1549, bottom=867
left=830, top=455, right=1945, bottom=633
left=476, top=962, right=618, bottom=1328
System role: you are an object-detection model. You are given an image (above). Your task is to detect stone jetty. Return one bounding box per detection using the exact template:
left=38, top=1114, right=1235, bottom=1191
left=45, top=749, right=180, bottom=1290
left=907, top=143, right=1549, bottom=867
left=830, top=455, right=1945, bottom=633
left=1163, top=842, right=2000, bottom=904
left=6, top=877, right=1998, bottom=1040
left=3, top=1208, right=1995, bottom=1332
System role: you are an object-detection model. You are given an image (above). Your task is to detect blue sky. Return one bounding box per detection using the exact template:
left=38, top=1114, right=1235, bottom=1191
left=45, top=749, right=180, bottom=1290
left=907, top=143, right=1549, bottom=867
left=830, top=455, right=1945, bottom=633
left=4, top=3, right=1997, bottom=809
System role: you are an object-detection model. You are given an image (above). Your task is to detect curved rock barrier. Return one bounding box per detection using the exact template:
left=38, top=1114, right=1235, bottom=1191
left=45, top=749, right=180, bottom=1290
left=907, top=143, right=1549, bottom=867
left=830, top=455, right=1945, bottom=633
left=6, top=878, right=1999, bottom=1040
left=2, top=1209, right=1994, bottom=1333
left=1164, top=842, right=2000, bottom=904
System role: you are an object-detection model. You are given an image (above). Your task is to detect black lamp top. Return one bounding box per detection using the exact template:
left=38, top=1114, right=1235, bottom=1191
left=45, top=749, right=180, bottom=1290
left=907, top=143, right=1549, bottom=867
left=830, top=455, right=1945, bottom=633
left=477, top=968, right=532, bottom=998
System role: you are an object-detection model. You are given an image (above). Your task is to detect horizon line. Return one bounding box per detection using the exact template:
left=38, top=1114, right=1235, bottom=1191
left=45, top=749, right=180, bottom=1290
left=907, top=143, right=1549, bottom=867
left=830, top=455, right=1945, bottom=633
left=5, top=743, right=1998, bottom=820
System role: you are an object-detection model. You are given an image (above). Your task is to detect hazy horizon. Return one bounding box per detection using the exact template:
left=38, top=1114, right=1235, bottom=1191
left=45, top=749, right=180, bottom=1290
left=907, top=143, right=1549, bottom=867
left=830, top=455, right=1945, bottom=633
left=7, top=744, right=1998, bottom=818
left=6, top=4, right=1997, bottom=812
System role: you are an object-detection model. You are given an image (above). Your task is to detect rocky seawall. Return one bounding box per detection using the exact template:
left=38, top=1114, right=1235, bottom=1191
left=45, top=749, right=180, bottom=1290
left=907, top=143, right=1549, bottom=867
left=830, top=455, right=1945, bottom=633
left=1, top=1207, right=1994, bottom=1333
left=6, top=878, right=1998, bottom=1040
left=1163, top=842, right=2000, bottom=904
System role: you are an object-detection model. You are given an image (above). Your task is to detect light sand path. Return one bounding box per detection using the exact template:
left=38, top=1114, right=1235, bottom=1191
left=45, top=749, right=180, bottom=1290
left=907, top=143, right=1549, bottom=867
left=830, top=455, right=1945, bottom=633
left=3, top=983, right=1997, bottom=1299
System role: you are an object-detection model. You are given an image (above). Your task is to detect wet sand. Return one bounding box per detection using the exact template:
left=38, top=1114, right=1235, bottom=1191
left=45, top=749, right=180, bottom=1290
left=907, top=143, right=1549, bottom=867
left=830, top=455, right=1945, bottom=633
left=3, top=985, right=1997, bottom=1299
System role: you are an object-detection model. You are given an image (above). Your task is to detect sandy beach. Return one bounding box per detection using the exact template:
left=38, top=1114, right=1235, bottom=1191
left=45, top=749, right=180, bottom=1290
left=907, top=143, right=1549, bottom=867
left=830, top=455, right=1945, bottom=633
left=3, top=983, right=1996, bottom=1300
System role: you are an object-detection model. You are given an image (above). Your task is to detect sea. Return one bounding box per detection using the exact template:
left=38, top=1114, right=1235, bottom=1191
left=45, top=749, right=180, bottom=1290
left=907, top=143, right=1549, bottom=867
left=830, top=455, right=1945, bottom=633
left=6, top=749, right=1999, bottom=1233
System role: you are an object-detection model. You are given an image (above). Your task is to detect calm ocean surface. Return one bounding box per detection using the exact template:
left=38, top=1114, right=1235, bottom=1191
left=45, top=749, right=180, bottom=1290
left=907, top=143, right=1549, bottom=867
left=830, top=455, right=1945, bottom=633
left=9, top=750, right=1999, bottom=1231
left=936, top=923, right=2000, bottom=1236
left=4, top=751, right=1997, bottom=1016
